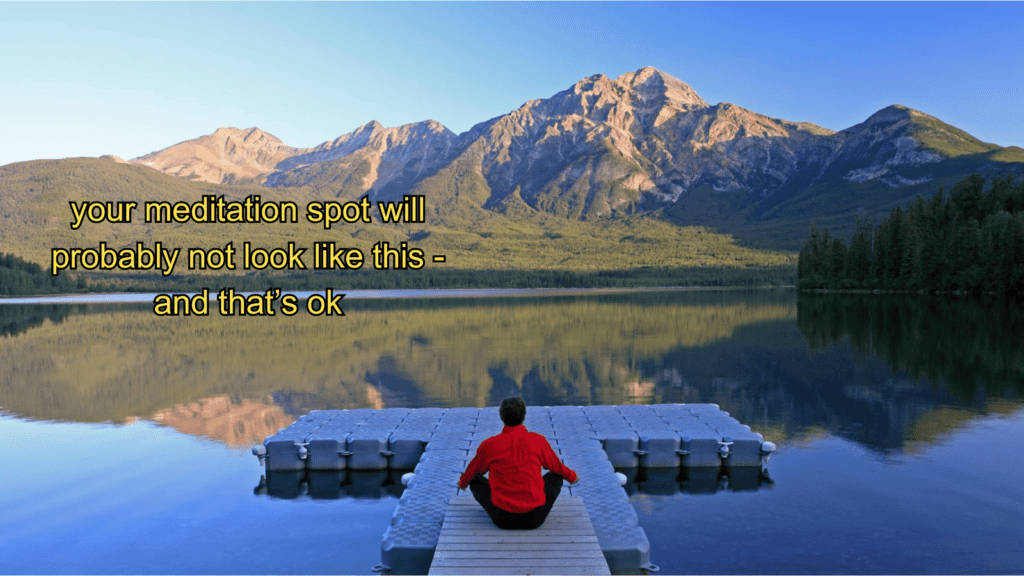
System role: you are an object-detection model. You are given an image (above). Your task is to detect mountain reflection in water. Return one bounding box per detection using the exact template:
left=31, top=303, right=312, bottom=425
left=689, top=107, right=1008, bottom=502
left=152, top=395, right=294, bottom=447
left=0, top=289, right=1020, bottom=457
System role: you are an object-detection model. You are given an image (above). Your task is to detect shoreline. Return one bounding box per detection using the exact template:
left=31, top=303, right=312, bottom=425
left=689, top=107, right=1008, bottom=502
left=0, top=285, right=793, bottom=305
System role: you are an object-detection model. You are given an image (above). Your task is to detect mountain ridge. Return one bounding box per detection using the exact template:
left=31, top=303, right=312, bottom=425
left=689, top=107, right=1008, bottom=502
left=26, top=66, right=1024, bottom=250
left=131, top=127, right=308, bottom=185
left=127, top=68, right=1017, bottom=198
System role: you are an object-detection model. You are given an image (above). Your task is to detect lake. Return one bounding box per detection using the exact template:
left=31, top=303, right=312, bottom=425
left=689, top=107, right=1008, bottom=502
left=0, top=289, right=1021, bottom=574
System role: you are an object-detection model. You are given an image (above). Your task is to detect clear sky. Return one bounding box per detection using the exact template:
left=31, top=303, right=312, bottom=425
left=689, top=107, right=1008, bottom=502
left=2, top=2, right=1022, bottom=167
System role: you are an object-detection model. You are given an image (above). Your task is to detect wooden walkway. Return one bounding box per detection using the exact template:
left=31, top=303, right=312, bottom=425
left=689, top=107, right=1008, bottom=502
left=428, top=493, right=611, bottom=575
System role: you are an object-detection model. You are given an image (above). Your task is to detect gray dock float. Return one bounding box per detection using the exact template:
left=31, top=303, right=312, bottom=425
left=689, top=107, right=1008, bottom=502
left=255, top=404, right=775, bottom=574
left=428, top=494, right=610, bottom=575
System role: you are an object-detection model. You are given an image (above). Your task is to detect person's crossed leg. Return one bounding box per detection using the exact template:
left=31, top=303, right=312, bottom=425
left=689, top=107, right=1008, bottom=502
left=468, top=471, right=566, bottom=530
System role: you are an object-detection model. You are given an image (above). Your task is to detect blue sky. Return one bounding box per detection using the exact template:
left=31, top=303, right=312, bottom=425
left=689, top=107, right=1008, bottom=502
left=2, top=2, right=1022, bottom=167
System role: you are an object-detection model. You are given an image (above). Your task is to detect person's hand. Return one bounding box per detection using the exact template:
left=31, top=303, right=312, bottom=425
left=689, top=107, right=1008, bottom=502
left=570, top=473, right=580, bottom=485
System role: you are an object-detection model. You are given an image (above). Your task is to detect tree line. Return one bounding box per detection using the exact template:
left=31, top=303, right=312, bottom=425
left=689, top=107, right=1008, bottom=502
left=82, top=264, right=796, bottom=294
left=1, top=248, right=795, bottom=296
left=0, top=253, right=84, bottom=296
left=798, top=174, right=1024, bottom=295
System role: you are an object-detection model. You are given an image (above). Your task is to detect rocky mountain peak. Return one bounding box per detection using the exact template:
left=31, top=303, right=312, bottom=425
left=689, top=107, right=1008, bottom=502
left=615, top=67, right=708, bottom=110
left=289, top=120, right=453, bottom=161
left=571, top=73, right=610, bottom=91
left=525, top=67, right=708, bottom=136
left=131, top=126, right=305, bottom=184
left=212, top=126, right=282, bottom=142
left=419, top=119, right=449, bottom=133
left=391, top=119, right=455, bottom=140
left=842, top=104, right=999, bottom=166
left=859, top=105, right=916, bottom=127
left=265, top=119, right=458, bottom=195
left=626, top=65, right=663, bottom=81
left=356, top=120, right=385, bottom=134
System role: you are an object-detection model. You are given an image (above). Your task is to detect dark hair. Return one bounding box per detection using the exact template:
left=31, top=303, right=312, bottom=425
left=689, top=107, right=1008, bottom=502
left=499, top=397, right=526, bottom=426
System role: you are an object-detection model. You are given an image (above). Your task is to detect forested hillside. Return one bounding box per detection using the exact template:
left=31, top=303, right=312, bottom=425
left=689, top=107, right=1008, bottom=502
left=798, top=175, right=1024, bottom=295
left=0, top=253, right=81, bottom=295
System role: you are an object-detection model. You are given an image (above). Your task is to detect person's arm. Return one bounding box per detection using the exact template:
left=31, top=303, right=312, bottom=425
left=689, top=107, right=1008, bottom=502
left=458, top=442, right=489, bottom=489
left=537, top=436, right=578, bottom=484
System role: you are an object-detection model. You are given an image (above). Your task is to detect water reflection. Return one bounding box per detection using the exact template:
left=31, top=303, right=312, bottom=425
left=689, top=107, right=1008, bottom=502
left=152, top=395, right=294, bottom=447
left=624, top=466, right=774, bottom=495
left=791, top=293, right=1023, bottom=452
left=1, top=290, right=1021, bottom=460
left=0, top=302, right=87, bottom=337
left=798, top=293, right=1024, bottom=403
left=0, top=290, right=795, bottom=422
left=254, top=469, right=408, bottom=500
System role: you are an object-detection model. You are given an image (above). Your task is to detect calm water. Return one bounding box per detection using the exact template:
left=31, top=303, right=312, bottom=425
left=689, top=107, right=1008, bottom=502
left=0, top=289, right=1021, bottom=574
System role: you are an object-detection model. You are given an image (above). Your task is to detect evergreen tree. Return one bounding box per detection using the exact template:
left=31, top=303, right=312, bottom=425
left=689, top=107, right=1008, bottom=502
left=799, top=225, right=827, bottom=288
left=982, top=211, right=1012, bottom=294
left=989, top=176, right=1014, bottom=213
left=886, top=207, right=907, bottom=289
left=1009, top=215, right=1024, bottom=294
left=845, top=217, right=873, bottom=288
left=917, top=194, right=947, bottom=290
left=871, top=222, right=888, bottom=289
left=950, top=174, right=987, bottom=223
left=828, top=237, right=847, bottom=289
left=948, top=217, right=983, bottom=291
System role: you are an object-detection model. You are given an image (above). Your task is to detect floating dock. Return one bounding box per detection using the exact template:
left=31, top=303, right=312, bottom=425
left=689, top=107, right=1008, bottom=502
left=254, top=404, right=775, bottom=574
left=430, top=493, right=610, bottom=575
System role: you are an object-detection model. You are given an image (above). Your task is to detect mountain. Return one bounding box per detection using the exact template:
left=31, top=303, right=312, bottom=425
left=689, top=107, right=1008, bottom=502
left=130, top=127, right=308, bottom=185
left=738, top=105, right=1024, bottom=246
left=266, top=120, right=457, bottom=199
left=126, top=67, right=1024, bottom=248
left=428, top=67, right=840, bottom=219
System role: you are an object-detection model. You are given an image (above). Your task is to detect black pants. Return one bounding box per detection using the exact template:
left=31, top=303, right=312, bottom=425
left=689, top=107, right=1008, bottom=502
left=468, top=472, right=565, bottom=530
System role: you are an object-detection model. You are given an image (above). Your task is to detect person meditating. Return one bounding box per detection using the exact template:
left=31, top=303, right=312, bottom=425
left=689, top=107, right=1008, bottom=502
left=458, top=397, right=579, bottom=530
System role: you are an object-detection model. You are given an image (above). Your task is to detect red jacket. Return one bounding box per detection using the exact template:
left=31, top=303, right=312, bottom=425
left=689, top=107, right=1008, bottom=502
left=458, top=425, right=578, bottom=513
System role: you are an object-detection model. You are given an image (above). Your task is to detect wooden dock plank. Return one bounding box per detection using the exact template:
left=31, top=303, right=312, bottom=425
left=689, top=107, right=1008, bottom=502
left=436, top=561, right=610, bottom=569
left=434, top=549, right=606, bottom=557
left=437, top=532, right=599, bottom=541
left=440, top=518, right=590, bottom=525
left=428, top=494, right=610, bottom=575
left=435, top=539, right=600, bottom=548
left=433, top=558, right=608, bottom=567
